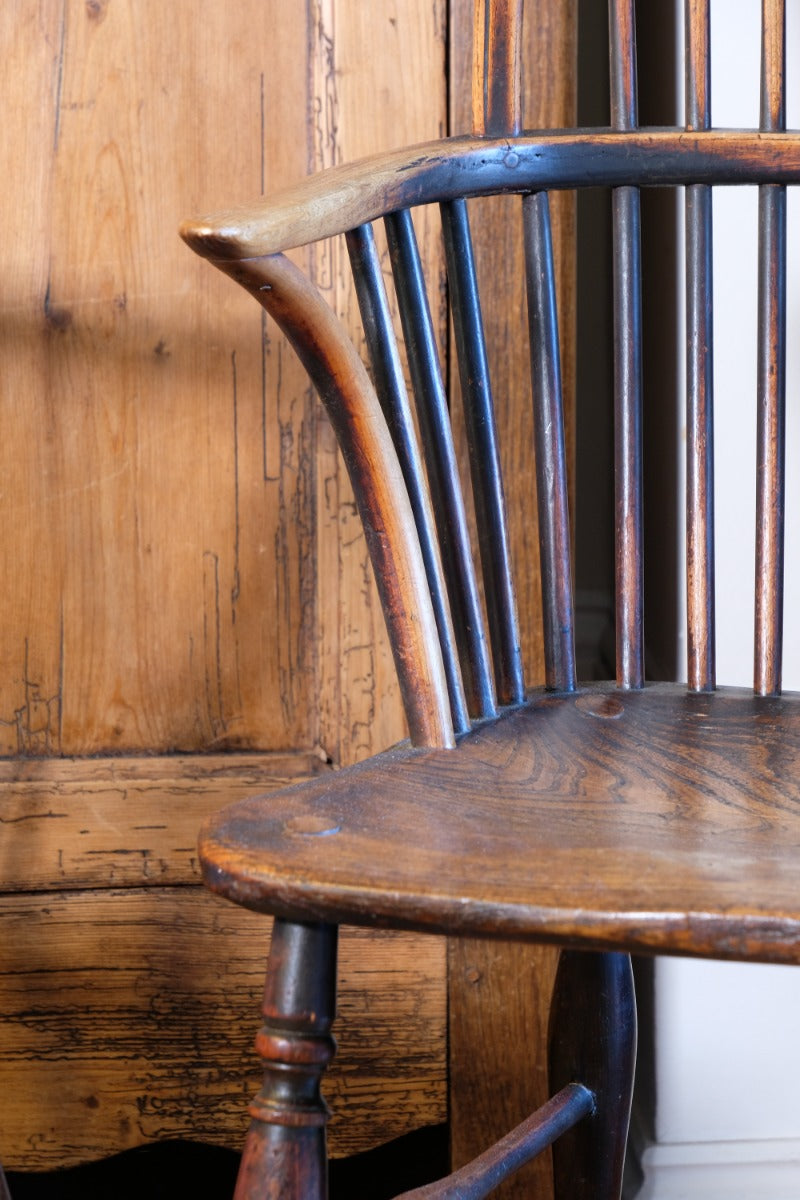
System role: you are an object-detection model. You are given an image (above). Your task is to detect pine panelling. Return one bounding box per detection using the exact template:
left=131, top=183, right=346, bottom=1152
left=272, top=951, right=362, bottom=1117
left=0, top=890, right=445, bottom=1169
left=1, top=0, right=450, bottom=1172
left=0, top=753, right=325, bottom=893
left=0, top=2, right=315, bottom=756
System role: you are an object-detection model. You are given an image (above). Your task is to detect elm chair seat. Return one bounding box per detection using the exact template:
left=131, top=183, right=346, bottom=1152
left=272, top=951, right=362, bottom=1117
left=202, top=684, right=800, bottom=963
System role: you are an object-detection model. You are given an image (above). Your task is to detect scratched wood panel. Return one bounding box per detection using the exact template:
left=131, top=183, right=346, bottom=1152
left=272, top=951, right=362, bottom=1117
left=0, top=0, right=451, bottom=1174
left=447, top=3, right=576, bottom=1197
left=0, top=889, right=446, bottom=1168
left=311, top=0, right=448, bottom=767
left=0, top=752, right=326, bottom=893
left=0, top=1, right=316, bottom=755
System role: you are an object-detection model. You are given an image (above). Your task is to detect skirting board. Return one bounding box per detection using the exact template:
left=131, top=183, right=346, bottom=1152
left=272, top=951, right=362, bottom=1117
left=638, top=1139, right=800, bottom=1200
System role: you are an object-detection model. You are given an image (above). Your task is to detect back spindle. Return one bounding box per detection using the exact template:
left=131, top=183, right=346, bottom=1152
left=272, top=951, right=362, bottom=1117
left=346, top=223, right=470, bottom=734
left=441, top=199, right=525, bottom=706
left=755, top=0, right=787, bottom=696
left=609, top=0, right=644, bottom=689
left=685, top=0, right=716, bottom=692
left=385, top=208, right=497, bottom=720
left=523, top=191, right=577, bottom=693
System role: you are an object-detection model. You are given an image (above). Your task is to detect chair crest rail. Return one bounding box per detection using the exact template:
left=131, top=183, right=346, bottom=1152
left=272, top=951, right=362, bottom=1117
left=180, top=129, right=800, bottom=263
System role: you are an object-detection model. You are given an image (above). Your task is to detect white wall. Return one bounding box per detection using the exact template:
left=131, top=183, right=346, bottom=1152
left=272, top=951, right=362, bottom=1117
left=641, top=4, right=800, bottom=1197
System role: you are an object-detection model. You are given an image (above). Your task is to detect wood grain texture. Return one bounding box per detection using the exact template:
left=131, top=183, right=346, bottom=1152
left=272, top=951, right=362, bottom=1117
left=1, top=1, right=317, bottom=756
left=2, top=0, right=446, bottom=761
left=0, top=889, right=446, bottom=1169
left=472, top=0, right=524, bottom=136
left=2, top=0, right=450, bottom=1172
left=448, top=939, right=560, bottom=1199
left=200, top=684, right=800, bottom=964
left=0, top=751, right=325, bottom=894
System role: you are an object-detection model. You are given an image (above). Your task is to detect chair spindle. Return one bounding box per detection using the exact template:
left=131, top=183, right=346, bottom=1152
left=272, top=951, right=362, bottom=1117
left=441, top=199, right=526, bottom=706
left=609, top=0, right=645, bottom=689
left=755, top=0, right=786, bottom=696
left=685, top=0, right=716, bottom=692
left=346, top=223, right=470, bottom=734
left=385, top=207, right=497, bottom=720
left=522, top=191, right=577, bottom=693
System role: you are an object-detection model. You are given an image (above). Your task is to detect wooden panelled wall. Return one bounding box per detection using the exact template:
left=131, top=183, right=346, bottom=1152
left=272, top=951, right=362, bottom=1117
left=0, top=2, right=575, bottom=1194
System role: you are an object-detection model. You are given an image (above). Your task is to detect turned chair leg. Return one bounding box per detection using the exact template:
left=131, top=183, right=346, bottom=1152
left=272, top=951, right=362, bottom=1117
left=234, top=919, right=338, bottom=1200
left=548, top=950, right=637, bottom=1200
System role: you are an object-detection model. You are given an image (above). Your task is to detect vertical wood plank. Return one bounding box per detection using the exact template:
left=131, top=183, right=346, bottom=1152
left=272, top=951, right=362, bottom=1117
left=448, top=3, right=577, bottom=1197
left=0, top=1, right=316, bottom=754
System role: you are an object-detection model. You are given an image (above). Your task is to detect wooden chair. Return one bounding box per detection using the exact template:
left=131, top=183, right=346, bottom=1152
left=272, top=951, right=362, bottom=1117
left=181, top=0, right=800, bottom=1195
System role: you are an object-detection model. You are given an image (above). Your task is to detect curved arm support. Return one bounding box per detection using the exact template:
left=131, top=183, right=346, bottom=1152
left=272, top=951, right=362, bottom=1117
left=214, top=251, right=455, bottom=750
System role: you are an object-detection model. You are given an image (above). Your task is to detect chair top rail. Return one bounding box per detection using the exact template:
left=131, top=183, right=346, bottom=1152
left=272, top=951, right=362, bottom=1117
left=181, top=129, right=800, bottom=263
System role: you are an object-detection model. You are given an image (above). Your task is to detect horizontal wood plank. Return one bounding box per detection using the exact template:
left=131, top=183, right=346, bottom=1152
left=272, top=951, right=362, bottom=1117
left=0, top=886, right=446, bottom=1169
left=0, top=751, right=328, bottom=893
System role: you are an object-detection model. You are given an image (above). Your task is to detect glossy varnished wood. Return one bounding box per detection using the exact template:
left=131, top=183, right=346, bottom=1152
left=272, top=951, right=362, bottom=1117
left=232, top=921, right=337, bottom=1200
left=201, top=684, right=800, bottom=963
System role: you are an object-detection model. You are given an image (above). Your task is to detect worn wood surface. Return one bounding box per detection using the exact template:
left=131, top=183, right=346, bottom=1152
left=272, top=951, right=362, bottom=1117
left=0, top=752, right=324, bottom=893
left=0, top=889, right=445, bottom=1170
left=2, top=1, right=312, bottom=756
left=201, top=684, right=800, bottom=964
left=2, top=0, right=447, bottom=761
left=0, top=0, right=448, bottom=1172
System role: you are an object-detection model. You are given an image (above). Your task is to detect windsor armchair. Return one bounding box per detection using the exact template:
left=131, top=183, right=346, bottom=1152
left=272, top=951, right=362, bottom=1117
left=181, top=1, right=800, bottom=1196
